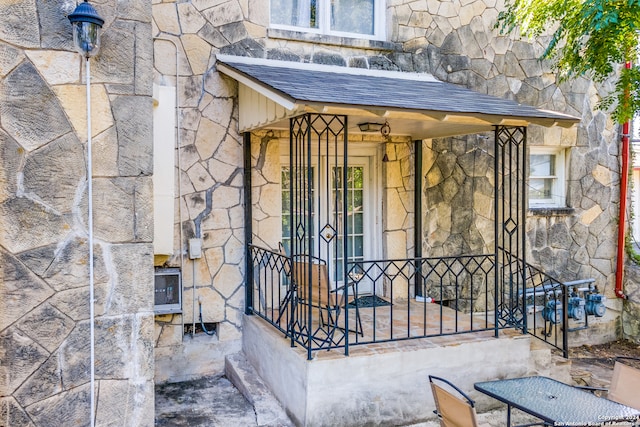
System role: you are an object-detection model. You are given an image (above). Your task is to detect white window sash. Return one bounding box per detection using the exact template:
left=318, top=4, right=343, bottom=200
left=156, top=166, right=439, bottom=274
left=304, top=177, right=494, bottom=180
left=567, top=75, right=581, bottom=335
left=270, top=0, right=385, bottom=41
left=528, top=148, right=566, bottom=208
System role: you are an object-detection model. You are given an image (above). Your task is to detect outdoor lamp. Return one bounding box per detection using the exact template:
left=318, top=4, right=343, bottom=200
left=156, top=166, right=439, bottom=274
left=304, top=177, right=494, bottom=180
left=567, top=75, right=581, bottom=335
left=358, top=122, right=384, bottom=132
left=68, top=3, right=104, bottom=427
left=68, top=1, right=104, bottom=57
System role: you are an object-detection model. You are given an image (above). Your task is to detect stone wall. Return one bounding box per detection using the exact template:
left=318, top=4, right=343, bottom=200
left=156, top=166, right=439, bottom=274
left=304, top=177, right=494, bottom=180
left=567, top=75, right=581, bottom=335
left=423, top=135, right=495, bottom=257
left=421, top=135, right=495, bottom=309
left=623, top=262, right=640, bottom=343
left=382, top=138, right=416, bottom=298
left=149, top=2, right=428, bottom=383
left=251, top=131, right=284, bottom=251
left=151, top=5, right=248, bottom=381
left=1, top=0, right=635, bottom=422
left=0, top=1, right=154, bottom=426
left=395, top=0, right=625, bottom=325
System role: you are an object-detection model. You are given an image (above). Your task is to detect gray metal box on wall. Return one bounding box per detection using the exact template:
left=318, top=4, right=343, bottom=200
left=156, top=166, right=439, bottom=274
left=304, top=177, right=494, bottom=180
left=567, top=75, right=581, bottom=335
left=155, top=267, right=182, bottom=314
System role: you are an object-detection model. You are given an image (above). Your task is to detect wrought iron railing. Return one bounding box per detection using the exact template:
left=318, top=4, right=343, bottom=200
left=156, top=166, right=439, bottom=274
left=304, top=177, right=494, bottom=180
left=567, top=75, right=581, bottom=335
left=249, top=245, right=357, bottom=359
left=519, top=263, right=571, bottom=357
left=248, top=245, right=292, bottom=336
left=249, top=245, right=513, bottom=357
left=347, top=255, right=498, bottom=342
left=496, top=251, right=575, bottom=358
left=248, top=245, right=580, bottom=359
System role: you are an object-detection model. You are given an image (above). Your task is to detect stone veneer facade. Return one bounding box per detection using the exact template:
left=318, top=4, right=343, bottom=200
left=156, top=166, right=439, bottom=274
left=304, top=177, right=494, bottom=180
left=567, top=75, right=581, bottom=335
left=2, top=0, right=639, bottom=425
left=0, top=0, right=155, bottom=425
left=150, top=0, right=635, bottom=383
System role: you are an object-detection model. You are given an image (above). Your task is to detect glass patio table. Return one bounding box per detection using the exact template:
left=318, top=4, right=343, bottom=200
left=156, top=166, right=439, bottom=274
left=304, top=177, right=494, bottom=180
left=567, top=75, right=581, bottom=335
left=474, top=376, right=640, bottom=427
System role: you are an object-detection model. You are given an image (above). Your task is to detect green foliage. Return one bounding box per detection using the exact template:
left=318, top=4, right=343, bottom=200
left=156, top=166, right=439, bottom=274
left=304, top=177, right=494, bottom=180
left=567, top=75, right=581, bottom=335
left=625, top=234, right=640, bottom=265
left=497, top=0, right=640, bottom=124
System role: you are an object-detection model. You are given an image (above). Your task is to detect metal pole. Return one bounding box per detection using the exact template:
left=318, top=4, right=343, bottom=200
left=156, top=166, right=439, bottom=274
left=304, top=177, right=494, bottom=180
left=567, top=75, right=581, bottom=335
left=414, top=140, right=423, bottom=297
left=615, top=60, right=633, bottom=299
left=86, top=56, right=96, bottom=427
left=342, top=116, right=349, bottom=355
left=244, top=132, right=253, bottom=315
left=493, top=126, right=500, bottom=338
left=306, top=114, right=313, bottom=361
left=520, top=127, right=528, bottom=334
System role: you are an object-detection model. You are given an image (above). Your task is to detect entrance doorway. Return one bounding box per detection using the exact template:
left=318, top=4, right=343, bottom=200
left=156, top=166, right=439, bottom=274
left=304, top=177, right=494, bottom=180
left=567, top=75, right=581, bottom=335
left=281, top=153, right=378, bottom=294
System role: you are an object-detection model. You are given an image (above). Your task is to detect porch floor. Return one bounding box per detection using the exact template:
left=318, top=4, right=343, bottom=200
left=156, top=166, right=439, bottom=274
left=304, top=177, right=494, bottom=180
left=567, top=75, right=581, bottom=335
left=351, top=297, right=495, bottom=339
left=267, top=296, right=498, bottom=352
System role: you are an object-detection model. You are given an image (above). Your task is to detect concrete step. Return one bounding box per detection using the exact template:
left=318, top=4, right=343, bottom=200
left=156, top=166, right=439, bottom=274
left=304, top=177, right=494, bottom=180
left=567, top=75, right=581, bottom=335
left=528, top=338, right=573, bottom=383
left=225, top=352, right=295, bottom=427
left=570, top=359, right=613, bottom=389
left=550, top=353, right=573, bottom=384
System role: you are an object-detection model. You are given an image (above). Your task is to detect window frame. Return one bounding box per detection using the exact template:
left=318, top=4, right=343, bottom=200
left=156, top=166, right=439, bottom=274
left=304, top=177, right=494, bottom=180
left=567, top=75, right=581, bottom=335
left=528, top=146, right=567, bottom=208
left=269, top=0, right=386, bottom=41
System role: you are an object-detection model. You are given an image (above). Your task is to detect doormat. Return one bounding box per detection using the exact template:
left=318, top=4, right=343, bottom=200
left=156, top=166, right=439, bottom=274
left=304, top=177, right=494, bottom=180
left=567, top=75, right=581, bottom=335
left=347, top=295, right=392, bottom=308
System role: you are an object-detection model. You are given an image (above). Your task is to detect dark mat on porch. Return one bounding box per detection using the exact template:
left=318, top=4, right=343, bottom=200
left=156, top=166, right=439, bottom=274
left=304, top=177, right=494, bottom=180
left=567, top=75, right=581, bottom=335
left=347, top=295, right=392, bottom=308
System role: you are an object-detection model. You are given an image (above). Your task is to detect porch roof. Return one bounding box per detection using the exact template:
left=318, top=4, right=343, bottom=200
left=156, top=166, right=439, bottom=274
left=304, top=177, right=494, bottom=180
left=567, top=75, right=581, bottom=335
left=216, top=55, right=580, bottom=139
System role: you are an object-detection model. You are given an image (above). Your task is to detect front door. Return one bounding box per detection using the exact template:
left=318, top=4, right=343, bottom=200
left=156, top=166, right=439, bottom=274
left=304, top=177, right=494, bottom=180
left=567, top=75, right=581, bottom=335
left=281, top=154, right=377, bottom=294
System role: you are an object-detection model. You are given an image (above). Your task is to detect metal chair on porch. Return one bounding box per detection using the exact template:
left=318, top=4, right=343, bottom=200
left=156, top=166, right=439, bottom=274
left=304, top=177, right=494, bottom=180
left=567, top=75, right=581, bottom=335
left=292, top=255, right=363, bottom=345
left=429, top=375, right=491, bottom=427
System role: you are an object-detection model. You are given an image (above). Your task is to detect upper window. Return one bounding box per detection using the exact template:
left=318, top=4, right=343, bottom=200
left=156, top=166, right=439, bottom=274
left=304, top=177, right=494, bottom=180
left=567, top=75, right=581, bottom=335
left=528, top=147, right=567, bottom=208
left=270, top=0, right=385, bottom=40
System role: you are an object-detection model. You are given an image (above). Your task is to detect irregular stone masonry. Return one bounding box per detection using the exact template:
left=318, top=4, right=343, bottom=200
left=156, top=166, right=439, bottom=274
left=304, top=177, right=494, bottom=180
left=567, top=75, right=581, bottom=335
left=0, top=0, right=154, bottom=425
left=150, top=0, right=628, bottom=383
left=1, top=0, right=637, bottom=425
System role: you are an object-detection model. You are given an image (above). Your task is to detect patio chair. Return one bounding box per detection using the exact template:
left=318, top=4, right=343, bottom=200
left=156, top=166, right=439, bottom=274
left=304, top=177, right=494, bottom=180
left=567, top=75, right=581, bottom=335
left=578, top=357, right=640, bottom=410
left=292, top=256, right=339, bottom=346
left=608, top=357, right=640, bottom=410
left=293, top=255, right=362, bottom=341
left=429, top=375, right=491, bottom=427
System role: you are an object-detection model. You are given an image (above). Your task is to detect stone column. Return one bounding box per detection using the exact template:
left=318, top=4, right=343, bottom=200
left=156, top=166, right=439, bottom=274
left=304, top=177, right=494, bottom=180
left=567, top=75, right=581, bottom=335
left=0, top=1, right=155, bottom=425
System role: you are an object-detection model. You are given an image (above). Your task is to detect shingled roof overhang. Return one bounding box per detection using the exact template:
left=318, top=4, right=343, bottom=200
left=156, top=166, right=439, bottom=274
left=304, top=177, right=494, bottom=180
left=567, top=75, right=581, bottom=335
left=216, top=55, right=580, bottom=139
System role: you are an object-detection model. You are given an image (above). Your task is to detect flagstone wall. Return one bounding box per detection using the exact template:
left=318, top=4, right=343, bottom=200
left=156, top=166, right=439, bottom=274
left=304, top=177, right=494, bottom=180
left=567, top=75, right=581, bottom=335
left=404, top=1, right=630, bottom=339
left=395, top=1, right=623, bottom=330
left=0, top=0, right=154, bottom=426
left=1, top=0, right=635, bottom=423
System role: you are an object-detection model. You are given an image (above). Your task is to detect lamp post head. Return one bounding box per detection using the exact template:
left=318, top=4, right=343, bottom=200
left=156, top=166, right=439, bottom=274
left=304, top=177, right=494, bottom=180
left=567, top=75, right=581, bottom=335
left=68, top=1, right=104, bottom=57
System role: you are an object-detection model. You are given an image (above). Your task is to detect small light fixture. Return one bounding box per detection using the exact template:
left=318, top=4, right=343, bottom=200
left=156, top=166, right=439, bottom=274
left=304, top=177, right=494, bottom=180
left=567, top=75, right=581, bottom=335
left=358, top=122, right=384, bottom=132
left=380, top=121, right=391, bottom=137
left=380, top=121, right=391, bottom=162
left=68, top=1, right=104, bottom=57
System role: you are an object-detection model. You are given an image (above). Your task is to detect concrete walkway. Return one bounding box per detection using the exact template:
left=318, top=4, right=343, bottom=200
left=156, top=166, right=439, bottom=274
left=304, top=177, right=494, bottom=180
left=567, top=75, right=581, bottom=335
left=155, top=375, right=258, bottom=427
left=156, top=353, right=294, bottom=427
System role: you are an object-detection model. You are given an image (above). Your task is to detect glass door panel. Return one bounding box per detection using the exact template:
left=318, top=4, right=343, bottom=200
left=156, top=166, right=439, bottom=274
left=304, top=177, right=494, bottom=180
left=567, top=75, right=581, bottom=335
left=281, top=166, right=315, bottom=256
left=282, top=157, right=374, bottom=294
left=332, top=166, right=365, bottom=280
left=330, top=163, right=372, bottom=294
